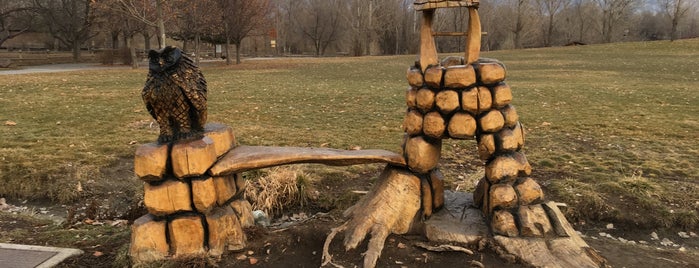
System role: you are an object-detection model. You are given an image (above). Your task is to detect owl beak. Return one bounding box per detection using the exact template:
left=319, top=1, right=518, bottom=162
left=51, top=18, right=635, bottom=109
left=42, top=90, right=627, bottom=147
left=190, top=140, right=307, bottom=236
left=158, top=58, right=165, bottom=67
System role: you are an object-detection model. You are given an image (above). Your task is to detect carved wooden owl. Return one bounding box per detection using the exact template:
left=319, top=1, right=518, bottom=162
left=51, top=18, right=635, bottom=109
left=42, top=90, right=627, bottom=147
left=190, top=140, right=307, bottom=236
left=142, top=46, right=207, bottom=143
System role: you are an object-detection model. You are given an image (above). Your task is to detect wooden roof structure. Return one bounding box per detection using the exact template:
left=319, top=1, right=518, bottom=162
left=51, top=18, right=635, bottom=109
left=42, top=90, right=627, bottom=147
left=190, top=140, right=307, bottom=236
left=414, top=0, right=479, bottom=11
left=414, top=0, right=482, bottom=69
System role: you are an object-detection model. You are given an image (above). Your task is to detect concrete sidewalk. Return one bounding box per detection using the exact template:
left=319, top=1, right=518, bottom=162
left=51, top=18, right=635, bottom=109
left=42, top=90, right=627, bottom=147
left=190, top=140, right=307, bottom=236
left=0, top=243, right=82, bottom=268
left=0, top=63, right=132, bottom=75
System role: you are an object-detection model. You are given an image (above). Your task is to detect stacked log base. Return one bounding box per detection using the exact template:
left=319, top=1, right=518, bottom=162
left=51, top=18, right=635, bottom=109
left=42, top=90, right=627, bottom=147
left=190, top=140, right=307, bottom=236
left=405, top=58, right=546, bottom=236
left=130, top=123, right=251, bottom=264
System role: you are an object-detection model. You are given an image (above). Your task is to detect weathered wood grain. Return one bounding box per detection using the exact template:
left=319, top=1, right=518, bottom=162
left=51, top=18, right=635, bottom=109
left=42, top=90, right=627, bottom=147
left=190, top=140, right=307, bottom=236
left=209, top=146, right=406, bottom=176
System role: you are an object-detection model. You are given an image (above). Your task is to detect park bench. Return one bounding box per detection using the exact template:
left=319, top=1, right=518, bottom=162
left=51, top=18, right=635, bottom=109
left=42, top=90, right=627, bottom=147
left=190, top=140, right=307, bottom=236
left=209, top=145, right=406, bottom=176
left=130, top=123, right=413, bottom=261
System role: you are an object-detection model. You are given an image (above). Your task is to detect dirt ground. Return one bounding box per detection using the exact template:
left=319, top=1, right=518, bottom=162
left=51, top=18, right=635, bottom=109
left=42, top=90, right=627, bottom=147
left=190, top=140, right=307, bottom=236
left=47, top=210, right=699, bottom=268
left=2, top=161, right=697, bottom=268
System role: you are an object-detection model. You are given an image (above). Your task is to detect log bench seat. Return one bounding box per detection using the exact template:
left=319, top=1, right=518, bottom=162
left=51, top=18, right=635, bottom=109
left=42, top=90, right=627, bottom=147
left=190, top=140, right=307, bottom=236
left=209, top=145, right=407, bottom=176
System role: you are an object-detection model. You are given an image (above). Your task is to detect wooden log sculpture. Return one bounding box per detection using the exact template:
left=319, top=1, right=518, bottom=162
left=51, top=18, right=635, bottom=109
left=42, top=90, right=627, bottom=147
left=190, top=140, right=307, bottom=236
left=131, top=54, right=408, bottom=264
left=130, top=123, right=251, bottom=264
left=131, top=4, right=607, bottom=267
left=322, top=1, right=607, bottom=268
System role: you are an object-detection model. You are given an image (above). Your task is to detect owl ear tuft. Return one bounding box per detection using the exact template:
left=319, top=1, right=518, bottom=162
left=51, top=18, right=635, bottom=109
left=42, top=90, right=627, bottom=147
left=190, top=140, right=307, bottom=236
left=170, top=47, right=182, bottom=60
left=162, top=46, right=178, bottom=53
left=148, top=50, right=159, bottom=59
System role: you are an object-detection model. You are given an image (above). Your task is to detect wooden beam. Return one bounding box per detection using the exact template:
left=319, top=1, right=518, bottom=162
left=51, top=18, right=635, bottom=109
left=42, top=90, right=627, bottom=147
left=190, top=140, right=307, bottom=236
left=208, top=145, right=406, bottom=176
left=465, top=7, right=481, bottom=64
left=432, top=31, right=488, bottom=37
left=419, top=10, right=438, bottom=71
left=414, top=0, right=480, bottom=11
left=433, top=32, right=466, bottom=37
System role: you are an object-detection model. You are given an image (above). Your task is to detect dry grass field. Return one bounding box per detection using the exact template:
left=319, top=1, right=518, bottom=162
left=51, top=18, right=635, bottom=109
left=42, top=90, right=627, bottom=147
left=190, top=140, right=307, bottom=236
left=0, top=39, right=698, bottom=267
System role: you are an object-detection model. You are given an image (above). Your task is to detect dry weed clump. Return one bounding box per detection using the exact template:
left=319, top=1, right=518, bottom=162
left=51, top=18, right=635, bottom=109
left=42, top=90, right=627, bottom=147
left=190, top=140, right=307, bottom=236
left=244, top=166, right=315, bottom=217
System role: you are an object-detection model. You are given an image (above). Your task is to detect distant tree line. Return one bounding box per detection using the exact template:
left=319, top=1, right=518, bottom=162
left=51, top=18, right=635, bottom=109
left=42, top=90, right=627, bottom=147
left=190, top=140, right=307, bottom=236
left=1, top=0, right=697, bottom=64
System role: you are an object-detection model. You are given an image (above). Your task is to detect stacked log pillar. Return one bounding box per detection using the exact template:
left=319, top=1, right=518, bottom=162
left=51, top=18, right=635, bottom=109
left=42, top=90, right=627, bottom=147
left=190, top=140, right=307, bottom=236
left=404, top=57, right=547, bottom=236
left=130, top=123, right=254, bottom=264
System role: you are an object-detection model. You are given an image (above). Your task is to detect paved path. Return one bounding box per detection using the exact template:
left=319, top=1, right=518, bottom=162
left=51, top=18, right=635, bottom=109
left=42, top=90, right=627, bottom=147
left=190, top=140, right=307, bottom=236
left=0, top=63, right=133, bottom=75
left=0, top=59, right=233, bottom=75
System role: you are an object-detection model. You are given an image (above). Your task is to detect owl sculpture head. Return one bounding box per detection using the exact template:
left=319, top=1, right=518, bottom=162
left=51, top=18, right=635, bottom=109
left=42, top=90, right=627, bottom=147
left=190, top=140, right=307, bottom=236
left=148, top=46, right=182, bottom=73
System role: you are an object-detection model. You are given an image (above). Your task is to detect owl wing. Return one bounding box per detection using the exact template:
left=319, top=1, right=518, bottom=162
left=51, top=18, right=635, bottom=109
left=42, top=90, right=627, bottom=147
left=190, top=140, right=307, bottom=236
left=176, top=59, right=208, bottom=125
left=142, top=73, right=158, bottom=120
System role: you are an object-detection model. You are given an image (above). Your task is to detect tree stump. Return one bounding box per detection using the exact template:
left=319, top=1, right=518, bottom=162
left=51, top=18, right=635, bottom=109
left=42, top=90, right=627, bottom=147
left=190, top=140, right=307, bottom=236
left=322, top=166, right=421, bottom=268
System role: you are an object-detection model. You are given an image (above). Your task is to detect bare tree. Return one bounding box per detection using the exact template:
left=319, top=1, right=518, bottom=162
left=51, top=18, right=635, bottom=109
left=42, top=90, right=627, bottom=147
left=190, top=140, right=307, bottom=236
left=93, top=0, right=161, bottom=68
left=344, top=0, right=413, bottom=56
left=593, top=0, right=639, bottom=43
left=169, top=0, right=219, bottom=65
left=0, top=0, right=36, bottom=48
left=480, top=0, right=506, bottom=50
left=272, top=0, right=291, bottom=55
left=511, top=0, right=537, bottom=49
left=636, top=10, right=666, bottom=40
left=294, top=0, right=345, bottom=56
left=658, top=0, right=693, bottom=41
left=686, top=7, right=699, bottom=38
left=33, top=0, right=96, bottom=62
left=113, top=0, right=169, bottom=49
left=432, top=6, right=469, bottom=52
left=370, top=0, right=408, bottom=55
left=396, top=0, right=418, bottom=55
left=216, top=0, right=270, bottom=64
left=570, top=0, right=595, bottom=43
left=535, top=0, right=570, bottom=46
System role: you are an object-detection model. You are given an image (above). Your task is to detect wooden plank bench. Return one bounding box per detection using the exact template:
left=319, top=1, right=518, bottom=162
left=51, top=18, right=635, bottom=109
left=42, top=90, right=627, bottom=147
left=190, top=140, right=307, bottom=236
left=209, top=145, right=406, bottom=176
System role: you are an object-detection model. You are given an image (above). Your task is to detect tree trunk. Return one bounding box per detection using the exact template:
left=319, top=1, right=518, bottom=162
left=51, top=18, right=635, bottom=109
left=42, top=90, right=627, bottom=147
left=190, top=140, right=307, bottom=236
left=72, top=40, right=80, bottom=62
left=315, top=40, right=321, bottom=57
left=514, top=0, right=525, bottom=49
left=546, top=15, right=555, bottom=46
left=602, top=10, right=612, bottom=43
left=112, top=31, right=119, bottom=49
left=143, top=32, right=152, bottom=51
left=225, top=38, right=232, bottom=65
left=671, top=18, right=679, bottom=41
left=235, top=43, right=241, bottom=64
left=157, top=0, right=166, bottom=49
left=195, top=33, right=201, bottom=66
left=122, top=33, right=129, bottom=48
left=128, top=36, right=138, bottom=69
